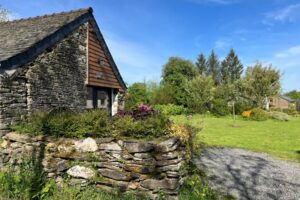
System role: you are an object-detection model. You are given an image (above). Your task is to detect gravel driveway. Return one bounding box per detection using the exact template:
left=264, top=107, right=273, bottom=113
left=195, top=148, right=300, bottom=200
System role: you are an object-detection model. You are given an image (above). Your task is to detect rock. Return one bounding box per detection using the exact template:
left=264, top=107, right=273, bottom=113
left=5, top=132, right=30, bottom=143
left=156, top=158, right=182, bottom=166
left=97, top=161, right=124, bottom=170
left=124, top=164, right=155, bottom=174
left=156, top=138, right=180, bottom=153
left=70, top=178, right=89, bottom=186
left=157, top=163, right=182, bottom=172
left=98, top=168, right=131, bottom=181
left=10, top=142, right=22, bottom=149
left=56, top=160, right=70, bottom=172
left=0, top=140, right=8, bottom=148
left=96, top=184, right=113, bottom=192
left=141, top=179, right=179, bottom=190
left=67, top=165, right=95, bottom=179
left=155, top=152, right=179, bottom=160
left=134, top=153, right=152, bottom=160
left=95, top=137, right=115, bottom=144
left=99, top=142, right=122, bottom=151
left=56, top=176, right=64, bottom=188
left=124, top=141, right=154, bottom=153
left=128, top=182, right=140, bottom=190
left=74, top=137, right=98, bottom=152
left=166, top=171, right=180, bottom=178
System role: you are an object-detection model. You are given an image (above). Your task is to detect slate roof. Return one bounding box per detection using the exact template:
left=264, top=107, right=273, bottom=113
left=280, top=96, right=296, bottom=103
left=0, top=8, right=126, bottom=90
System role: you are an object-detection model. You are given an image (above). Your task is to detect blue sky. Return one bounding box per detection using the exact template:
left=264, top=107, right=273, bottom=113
left=1, top=0, right=300, bottom=92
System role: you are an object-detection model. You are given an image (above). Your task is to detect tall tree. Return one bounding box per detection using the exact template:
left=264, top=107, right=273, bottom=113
left=206, top=50, right=220, bottom=85
left=243, top=62, right=281, bottom=108
left=220, top=49, right=243, bottom=84
left=125, top=82, right=149, bottom=110
left=162, top=57, right=197, bottom=105
left=185, top=75, right=215, bottom=113
left=0, top=6, right=10, bottom=22
left=195, top=53, right=207, bottom=76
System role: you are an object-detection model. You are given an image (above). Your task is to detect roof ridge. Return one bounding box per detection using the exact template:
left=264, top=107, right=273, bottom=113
left=0, top=7, right=93, bottom=24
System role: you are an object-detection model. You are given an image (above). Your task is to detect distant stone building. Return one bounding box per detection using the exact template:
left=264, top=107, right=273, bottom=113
left=0, top=8, right=126, bottom=135
left=268, top=96, right=296, bottom=110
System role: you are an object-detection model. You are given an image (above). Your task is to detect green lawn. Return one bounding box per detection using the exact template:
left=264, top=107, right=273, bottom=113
left=172, top=115, right=300, bottom=163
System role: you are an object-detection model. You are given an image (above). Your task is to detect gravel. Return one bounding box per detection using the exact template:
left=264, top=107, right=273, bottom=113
left=195, top=147, right=300, bottom=200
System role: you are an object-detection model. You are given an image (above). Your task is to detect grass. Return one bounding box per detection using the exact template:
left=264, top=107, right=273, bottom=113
left=172, top=115, right=300, bottom=163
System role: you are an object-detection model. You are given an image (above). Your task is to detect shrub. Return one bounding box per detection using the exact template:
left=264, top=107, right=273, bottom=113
left=234, top=101, right=252, bottom=115
left=113, top=113, right=170, bottom=139
left=210, top=99, right=230, bottom=116
left=153, top=104, right=187, bottom=115
left=268, top=111, right=291, bottom=121
left=249, top=108, right=268, bottom=121
left=282, top=105, right=298, bottom=116
left=13, top=109, right=113, bottom=138
left=242, top=110, right=251, bottom=118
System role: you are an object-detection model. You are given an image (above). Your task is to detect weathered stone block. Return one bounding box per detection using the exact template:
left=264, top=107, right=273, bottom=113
left=124, top=141, right=154, bottom=153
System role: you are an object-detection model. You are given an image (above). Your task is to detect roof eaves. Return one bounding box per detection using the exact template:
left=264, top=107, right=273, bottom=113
left=0, top=9, right=93, bottom=72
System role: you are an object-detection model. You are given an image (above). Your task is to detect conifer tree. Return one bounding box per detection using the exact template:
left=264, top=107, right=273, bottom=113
left=220, top=49, right=243, bottom=84
left=206, top=50, right=220, bottom=85
left=196, top=53, right=207, bottom=76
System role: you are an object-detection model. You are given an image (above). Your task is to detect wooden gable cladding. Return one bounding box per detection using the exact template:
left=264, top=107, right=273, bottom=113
left=87, top=23, right=122, bottom=89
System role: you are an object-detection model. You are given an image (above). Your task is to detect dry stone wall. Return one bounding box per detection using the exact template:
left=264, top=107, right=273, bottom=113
left=0, top=132, right=186, bottom=199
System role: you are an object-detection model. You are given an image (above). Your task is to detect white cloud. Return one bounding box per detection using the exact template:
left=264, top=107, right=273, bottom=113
left=214, top=39, right=232, bottom=49
left=263, top=3, right=300, bottom=25
left=185, top=0, right=239, bottom=5
left=263, top=45, right=300, bottom=91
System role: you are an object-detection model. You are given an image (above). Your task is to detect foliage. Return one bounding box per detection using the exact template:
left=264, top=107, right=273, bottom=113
left=249, top=108, right=269, bottom=121
left=13, top=109, right=113, bottom=138
left=161, top=57, right=197, bottom=105
left=220, top=49, right=243, bottom=84
left=196, top=53, right=207, bottom=76
left=13, top=107, right=169, bottom=139
left=179, top=174, right=219, bottom=200
left=268, top=111, right=291, bottom=121
left=113, top=109, right=169, bottom=138
left=150, top=84, right=176, bottom=105
left=185, top=75, right=215, bottom=113
left=283, top=105, right=299, bottom=116
left=242, top=62, right=281, bottom=108
left=206, top=50, right=220, bottom=85
left=153, top=104, right=187, bottom=115
left=125, top=83, right=150, bottom=110
left=211, top=99, right=230, bottom=116
left=0, top=5, right=10, bottom=22
left=0, top=157, right=47, bottom=200
left=285, top=90, right=300, bottom=103
left=168, top=123, right=194, bottom=145
left=235, top=101, right=252, bottom=115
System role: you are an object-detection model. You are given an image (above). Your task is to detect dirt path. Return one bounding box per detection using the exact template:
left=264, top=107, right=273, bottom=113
left=195, top=147, right=300, bottom=200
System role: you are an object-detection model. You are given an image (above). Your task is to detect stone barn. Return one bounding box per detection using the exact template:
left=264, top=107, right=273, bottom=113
left=0, top=8, right=127, bottom=135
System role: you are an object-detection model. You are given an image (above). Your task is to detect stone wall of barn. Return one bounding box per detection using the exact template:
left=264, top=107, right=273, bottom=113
left=25, top=23, right=88, bottom=112
left=0, top=76, right=27, bottom=136
left=0, top=133, right=186, bottom=199
left=0, top=23, right=88, bottom=135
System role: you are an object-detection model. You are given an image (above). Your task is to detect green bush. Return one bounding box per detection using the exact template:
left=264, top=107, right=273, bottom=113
left=282, top=105, right=299, bottom=116
left=249, top=108, right=268, bottom=121
left=234, top=101, right=252, bottom=115
left=210, top=99, right=230, bottom=116
left=153, top=104, right=187, bottom=115
left=268, top=111, right=291, bottom=121
left=113, top=114, right=169, bottom=139
left=0, top=157, right=46, bottom=200
left=13, top=108, right=170, bottom=139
